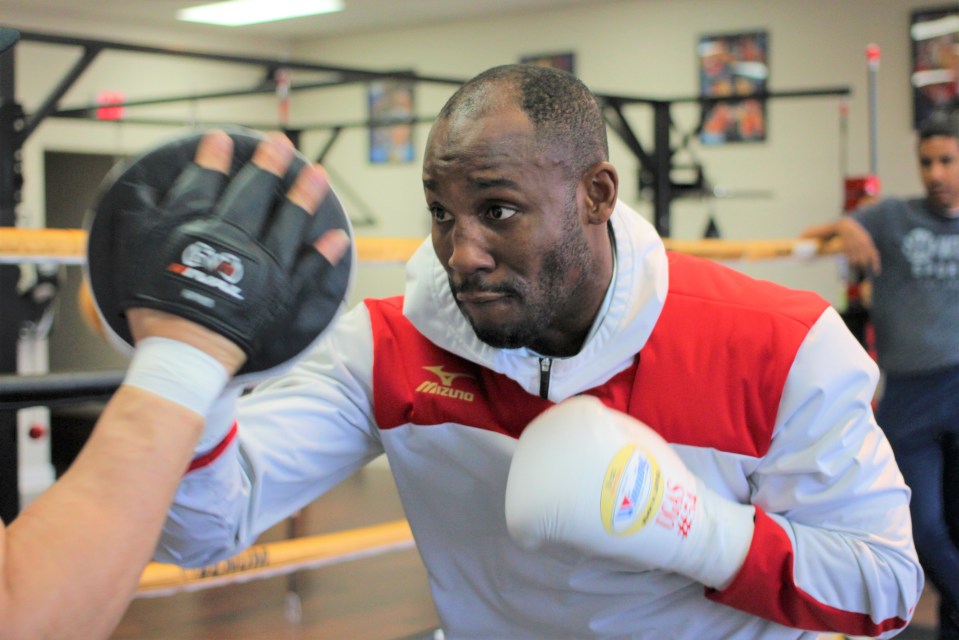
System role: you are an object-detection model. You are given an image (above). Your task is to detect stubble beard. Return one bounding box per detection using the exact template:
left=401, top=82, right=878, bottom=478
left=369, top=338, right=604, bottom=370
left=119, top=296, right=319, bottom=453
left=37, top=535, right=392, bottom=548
left=458, top=203, right=594, bottom=352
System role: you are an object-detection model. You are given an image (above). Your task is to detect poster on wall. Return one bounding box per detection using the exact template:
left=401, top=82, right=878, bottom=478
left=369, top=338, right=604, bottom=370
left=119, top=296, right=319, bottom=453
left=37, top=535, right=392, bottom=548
left=519, top=52, right=576, bottom=74
left=697, top=31, right=768, bottom=145
left=911, top=6, right=959, bottom=128
left=368, top=79, right=415, bottom=164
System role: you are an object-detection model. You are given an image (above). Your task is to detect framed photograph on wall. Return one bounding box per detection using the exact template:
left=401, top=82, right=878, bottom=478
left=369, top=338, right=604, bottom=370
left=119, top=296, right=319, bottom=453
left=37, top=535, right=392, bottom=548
left=910, top=5, right=959, bottom=128
left=519, top=52, right=575, bottom=74
left=697, top=31, right=768, bottom=144
left=368, top=79, right=415, bottom=164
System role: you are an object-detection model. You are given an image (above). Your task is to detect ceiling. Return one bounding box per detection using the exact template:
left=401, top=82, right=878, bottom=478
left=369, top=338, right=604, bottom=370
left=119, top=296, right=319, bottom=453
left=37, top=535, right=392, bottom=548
left=0, top=0, right=601, bottom=41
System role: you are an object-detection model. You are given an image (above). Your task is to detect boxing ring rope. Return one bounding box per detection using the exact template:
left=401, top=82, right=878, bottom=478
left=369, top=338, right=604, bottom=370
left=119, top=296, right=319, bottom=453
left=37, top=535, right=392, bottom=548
left=0, top=226, right=843, bottom=598
left=136, top=519, right=415, bottom=598
left=0, top=228, right=425, bottom=266
left=0, top=226, right=842, bottom=266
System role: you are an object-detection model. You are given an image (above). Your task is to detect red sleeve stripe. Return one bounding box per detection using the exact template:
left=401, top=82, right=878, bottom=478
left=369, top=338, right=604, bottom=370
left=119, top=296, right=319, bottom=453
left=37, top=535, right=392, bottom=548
left=185, top=422, right=238, bottom=473
left=706, top=508, right=908, bottom=636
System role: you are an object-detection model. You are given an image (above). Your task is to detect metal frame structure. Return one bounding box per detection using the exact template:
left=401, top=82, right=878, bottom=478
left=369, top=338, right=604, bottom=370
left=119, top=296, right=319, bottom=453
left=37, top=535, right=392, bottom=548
left=0, top=26, right=851, bottom=521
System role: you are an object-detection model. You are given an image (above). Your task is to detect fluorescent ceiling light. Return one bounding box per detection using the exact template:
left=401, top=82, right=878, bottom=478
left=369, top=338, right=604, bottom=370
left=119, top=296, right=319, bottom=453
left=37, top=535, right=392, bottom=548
left=178, top=0, right=344, bottom=27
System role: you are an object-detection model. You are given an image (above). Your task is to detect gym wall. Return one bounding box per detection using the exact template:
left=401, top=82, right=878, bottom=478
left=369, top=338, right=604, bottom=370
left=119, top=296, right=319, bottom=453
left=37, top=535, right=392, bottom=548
left=3, top=0, right=939, bottom=375
left=290, top=0, right=935, bottom=301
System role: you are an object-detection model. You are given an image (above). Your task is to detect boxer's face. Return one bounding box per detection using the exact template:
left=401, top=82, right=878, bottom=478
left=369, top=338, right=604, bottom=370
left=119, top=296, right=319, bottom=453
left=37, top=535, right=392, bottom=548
left=422, top=101, right=604, bottom=357
left=919, top=135, right=959, bottom=214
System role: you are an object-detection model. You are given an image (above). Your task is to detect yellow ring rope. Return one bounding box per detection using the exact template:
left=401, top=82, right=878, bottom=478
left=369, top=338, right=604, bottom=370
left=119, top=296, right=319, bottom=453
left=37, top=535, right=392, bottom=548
left=0, top=229, right=424, bottom=265
left=0, top=227, right=841, bottom=264
left=136, top=519, right=415, bottom=598
left=0, top=227, right=842, bottom=338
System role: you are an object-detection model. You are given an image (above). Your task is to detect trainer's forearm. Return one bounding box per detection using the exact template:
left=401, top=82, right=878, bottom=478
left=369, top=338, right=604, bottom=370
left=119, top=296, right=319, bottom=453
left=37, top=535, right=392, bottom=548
left=1, top=386, right=203, bottom=639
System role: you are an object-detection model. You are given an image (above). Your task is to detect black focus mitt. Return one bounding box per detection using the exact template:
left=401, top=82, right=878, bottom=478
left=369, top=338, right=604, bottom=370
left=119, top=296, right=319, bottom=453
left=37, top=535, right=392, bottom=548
left=84, top=129, right=354, bottom=383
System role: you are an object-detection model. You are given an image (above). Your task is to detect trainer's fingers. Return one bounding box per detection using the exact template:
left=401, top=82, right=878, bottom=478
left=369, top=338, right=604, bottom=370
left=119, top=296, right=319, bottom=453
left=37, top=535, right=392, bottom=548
left=215, top=133, right=290, bottom=228
left=314, top=229, right=351, bottom=266
left=251, top=132, right=296, bottom=177
left=194, top=130, right=233, bottom=174
left=288, top=163, right=330, bottom=213
left=295, top=165, right=351, bottom=266
left=262, top=163, right=331, bottom=263
left=161, top=131, right=232, bottom=213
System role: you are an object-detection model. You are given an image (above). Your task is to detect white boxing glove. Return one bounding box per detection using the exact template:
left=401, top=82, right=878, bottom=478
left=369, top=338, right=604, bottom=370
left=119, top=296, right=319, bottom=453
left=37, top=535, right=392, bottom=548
left=505, top=395, right=755, bottom=590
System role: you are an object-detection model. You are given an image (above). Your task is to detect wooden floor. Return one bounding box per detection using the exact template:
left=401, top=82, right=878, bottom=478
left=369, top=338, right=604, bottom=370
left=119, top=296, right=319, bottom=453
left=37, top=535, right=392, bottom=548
left=904, top=591, right=939, bottom=640
left=109, top=465, right=942, bottom=640
left=111, top=467, right=440, bottom=640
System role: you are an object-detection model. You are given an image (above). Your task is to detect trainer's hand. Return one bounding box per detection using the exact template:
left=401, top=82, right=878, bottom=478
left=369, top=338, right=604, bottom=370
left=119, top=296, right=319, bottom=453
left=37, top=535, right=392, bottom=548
left=87, top=128, right=354, bottom=381
left=125, top=131, right=349, bottom=375
left=800, top=218, right=880, bottom=276
left=505, top=396, right=755, bottom=590
left=834, top=217, right=881, bottom=275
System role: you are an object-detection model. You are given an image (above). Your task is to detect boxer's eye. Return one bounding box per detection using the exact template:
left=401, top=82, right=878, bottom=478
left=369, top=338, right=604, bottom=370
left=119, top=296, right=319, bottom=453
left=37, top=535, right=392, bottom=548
left=487, top=205, right=517, bottom=221
left=429, top=206, right=452, bottom=223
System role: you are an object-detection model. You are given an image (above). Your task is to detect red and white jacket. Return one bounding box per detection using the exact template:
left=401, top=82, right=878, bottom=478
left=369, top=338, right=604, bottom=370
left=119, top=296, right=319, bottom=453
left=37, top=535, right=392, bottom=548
left=158, top=201, right=922, bottom=639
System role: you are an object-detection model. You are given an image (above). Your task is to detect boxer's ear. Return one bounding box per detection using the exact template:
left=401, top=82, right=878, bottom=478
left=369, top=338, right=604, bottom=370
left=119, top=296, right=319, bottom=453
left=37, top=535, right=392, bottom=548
left=581, top=161, right=618, bottom=225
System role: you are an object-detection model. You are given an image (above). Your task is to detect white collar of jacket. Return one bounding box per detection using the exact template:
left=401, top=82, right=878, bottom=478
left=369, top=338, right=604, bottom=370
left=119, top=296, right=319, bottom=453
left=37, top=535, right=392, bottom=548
left=403, top=199, right=668, bottom=401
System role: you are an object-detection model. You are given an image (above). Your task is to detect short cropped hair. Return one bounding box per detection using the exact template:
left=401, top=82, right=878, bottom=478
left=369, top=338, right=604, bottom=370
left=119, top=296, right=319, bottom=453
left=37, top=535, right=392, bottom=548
left=918, top=108, right=959, bottom=141
left=437, top=64, right=609, bottom=178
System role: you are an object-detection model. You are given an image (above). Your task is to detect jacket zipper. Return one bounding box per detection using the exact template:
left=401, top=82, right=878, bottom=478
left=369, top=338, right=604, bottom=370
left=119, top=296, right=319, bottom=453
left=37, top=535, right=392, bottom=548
left=539, top=357, right=552, bottom=399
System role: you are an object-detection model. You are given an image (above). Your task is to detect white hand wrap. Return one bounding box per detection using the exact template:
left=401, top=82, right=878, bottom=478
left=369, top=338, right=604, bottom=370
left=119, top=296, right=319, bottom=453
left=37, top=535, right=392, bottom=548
left=123, top=336, right=229, bottom=417
left=505, top=395, right=755, bottom=590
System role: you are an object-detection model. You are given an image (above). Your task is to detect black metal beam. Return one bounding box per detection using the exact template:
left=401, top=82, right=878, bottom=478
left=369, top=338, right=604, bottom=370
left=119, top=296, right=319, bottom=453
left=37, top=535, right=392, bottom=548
left=607, top=86, right=852, bottom=105
left=51, top=77, right=380, bottom=118
left=50, top=111, right=435, bottom=133
left=0, top=42, right=20, bottom=522
left=600, top=98, right=653, bottom=168
left=0, top=27, right=18, bottom=54
left=0, top=371, right=124, bottom=411
left=315, top=126, right=344, bottom=164
left=20, top=45, right=101, bottom=140
left=16, top=30, right=466, bottom=86
left=595, top=86, right=852, bottom=236
left=12, top=29, right=462, bottom=145
left=652, top=101, right=673, bottom=237
left=0, top=37, right=18, bottom=222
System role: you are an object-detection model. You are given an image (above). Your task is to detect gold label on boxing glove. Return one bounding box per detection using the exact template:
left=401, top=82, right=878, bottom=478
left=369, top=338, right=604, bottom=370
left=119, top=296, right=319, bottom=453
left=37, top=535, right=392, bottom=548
left=601, top=445, right=664, bottom=535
